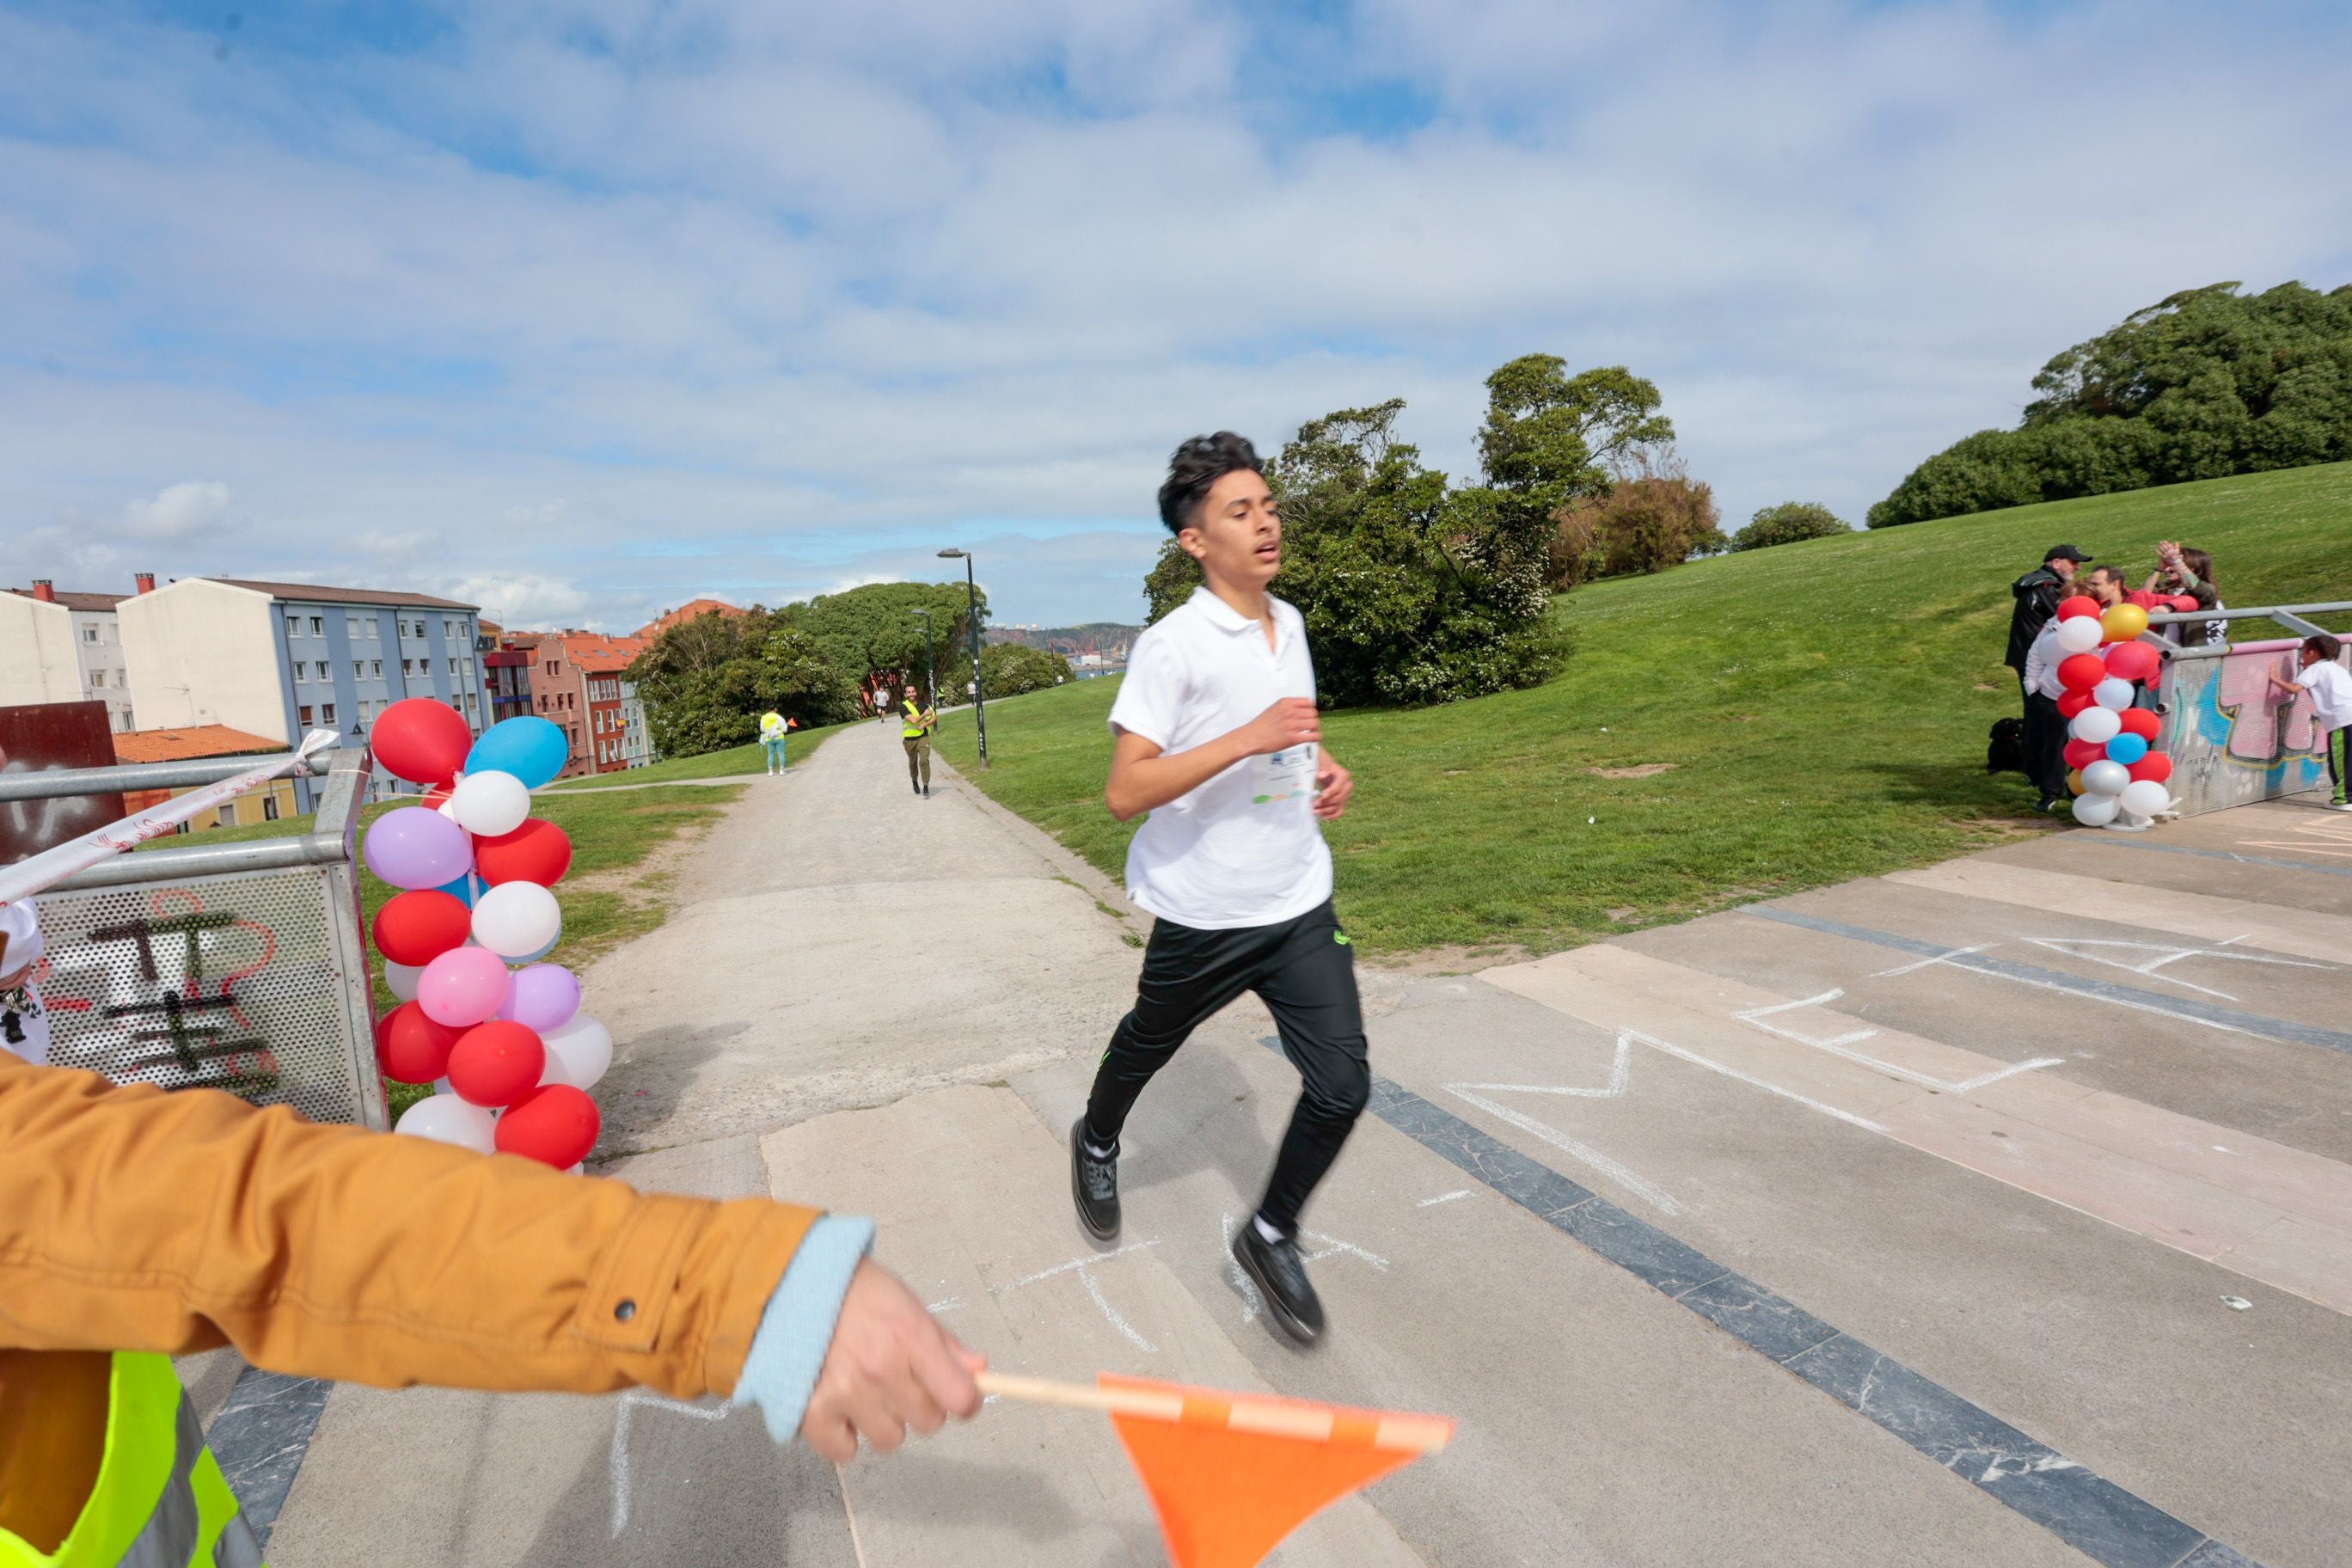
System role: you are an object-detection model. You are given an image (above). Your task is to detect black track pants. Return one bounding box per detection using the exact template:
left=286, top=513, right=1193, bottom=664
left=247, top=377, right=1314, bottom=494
left=1082, top=899, right=1369, bottom=1236
left=2022, top=690, right=2068, bottom=800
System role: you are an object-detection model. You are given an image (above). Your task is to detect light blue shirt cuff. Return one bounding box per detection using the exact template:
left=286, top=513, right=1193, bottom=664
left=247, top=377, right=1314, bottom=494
left=737, top=1214, right=875, bottom=1444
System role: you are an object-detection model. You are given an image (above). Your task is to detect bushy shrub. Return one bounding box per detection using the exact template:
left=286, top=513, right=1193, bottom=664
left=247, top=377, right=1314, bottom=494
left=1548, top=456, right=1725, bottom=586
left=979, top=641, right=1072, bottom=697
left=1730, top=501, right=1850, bottom=552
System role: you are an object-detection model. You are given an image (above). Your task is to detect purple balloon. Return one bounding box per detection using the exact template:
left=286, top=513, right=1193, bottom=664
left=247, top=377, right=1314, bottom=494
left=364, top=806, right=475, bottom=892
left=499, top=964, right=581, bottom=1033
left=417, top=946, right=511, bottom=1028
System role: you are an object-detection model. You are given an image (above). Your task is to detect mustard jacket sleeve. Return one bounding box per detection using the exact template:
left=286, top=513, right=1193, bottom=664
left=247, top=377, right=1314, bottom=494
left=0, top=1057, right=818, bottom=1400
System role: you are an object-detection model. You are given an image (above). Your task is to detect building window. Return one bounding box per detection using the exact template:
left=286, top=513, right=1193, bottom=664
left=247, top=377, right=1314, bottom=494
left=83, top=626, right=98, bottom=642
left=217, top=801, right=238, bottom=828
left=444, top=618, right=456, bottom=640
left=299, top=705, right=313, bottom=725
left=90, top=670, right=105, bottom=688
left=372, top=659, right=383, bottom=677
left=353, top=660, right=365, bottom=680
left=463, top=692, right=477, bottom=714
left=322, top=702, right=336, bottom=722
left=346, top=615, right=361, bottom=639
left=263, top=795, right=279, bottom=821
left=288, top=615, right=304, bottom=638
left=309, top=616, right=324, bottom=636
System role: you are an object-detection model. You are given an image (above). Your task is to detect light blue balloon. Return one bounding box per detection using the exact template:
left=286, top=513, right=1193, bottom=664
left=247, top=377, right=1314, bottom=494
left=515, top=923, right=564, bottom=964
left=435, top=872, right=479, bottom=908
left=2104, top=732, right=2149, bottom=765
left=466, top=716, right=569, bottom=790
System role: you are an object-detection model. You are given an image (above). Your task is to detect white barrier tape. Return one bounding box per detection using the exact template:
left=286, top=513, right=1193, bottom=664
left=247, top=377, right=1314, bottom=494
left=0, top=730, right=345, bottom=908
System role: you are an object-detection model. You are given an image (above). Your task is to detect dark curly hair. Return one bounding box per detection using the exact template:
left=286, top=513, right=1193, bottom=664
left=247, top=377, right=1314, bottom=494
left=1157, top=432, right=1262, bottom=535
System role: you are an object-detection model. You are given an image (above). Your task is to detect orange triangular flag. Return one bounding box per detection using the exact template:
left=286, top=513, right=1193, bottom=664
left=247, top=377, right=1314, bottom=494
left=1101, top=1374, right=1454, bottom=1568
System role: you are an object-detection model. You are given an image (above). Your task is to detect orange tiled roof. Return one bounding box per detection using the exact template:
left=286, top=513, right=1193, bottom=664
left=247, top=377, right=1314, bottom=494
left=7, top=586, right=128, bottom=613
left=550, top=632, right=646, bottom=674
left=633, top=598, right=745, bottom=640
left=113, top=725, right=287, bottom=764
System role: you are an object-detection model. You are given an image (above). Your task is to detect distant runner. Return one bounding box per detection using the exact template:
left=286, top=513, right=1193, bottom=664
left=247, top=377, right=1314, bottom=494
left=1069, top=432, right=1363, bottom=1345
left=901, top=683, right=937, bottom=798
left=760, top=708, right=788, bottom=775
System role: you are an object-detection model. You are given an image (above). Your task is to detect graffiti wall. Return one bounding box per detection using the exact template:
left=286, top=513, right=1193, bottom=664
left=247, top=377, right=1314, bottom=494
left=26, top=867, right=379, bottom=1126
left=0, top=701, right=126, bottom=866
left=2156, top=637, right=2340, bottom=817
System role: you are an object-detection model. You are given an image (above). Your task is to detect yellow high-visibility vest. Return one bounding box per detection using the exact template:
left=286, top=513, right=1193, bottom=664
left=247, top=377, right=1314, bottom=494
left=901, top=698, right=932, bottom=739
left=0, top=1352, right=261, bottom=1567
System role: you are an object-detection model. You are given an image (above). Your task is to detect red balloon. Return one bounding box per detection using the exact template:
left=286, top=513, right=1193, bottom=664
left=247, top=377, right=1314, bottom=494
left=372, top=697, right=474, bottom=787
left=2116, top=707, right=2160, bottom=740
left=2128, top=752, right=2173, bottom=785
left=2056, top=595, right=2101, bottom=622
left=2062, top=738, right=2104, bottom=770
left=447, top=1020, right=546, bottom=1108
left=496, top=1083, right=602, bottom=1168
left=372, top=890, right=473, bottom=966
left=375, top=1001, right=461, bottom=1084
left=475, top=818, right=573, bottom=887
left=2104, top=642, right=2161, bottom=683
left=2057, top=652, right=2107, bottom=693
left=2055, top=690, right=2095, bottom=719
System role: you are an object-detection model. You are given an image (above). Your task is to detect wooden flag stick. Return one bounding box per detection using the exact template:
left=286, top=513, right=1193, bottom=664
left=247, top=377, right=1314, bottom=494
left=974, top=1372, right=1454, bottom=1455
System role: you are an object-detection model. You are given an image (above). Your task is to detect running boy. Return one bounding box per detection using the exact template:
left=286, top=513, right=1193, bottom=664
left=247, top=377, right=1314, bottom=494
left=1069, top=432, right=1363, bottom=1344
left=2268, top=634, right=2352, bottom=811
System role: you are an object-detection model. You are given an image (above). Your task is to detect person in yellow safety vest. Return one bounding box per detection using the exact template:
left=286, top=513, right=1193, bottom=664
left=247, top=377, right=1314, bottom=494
left=0, top=1351, right=263, bottom=1567
left=759, top=709, right=788, bottom=776
left=901, top=684, right=938, bottom=799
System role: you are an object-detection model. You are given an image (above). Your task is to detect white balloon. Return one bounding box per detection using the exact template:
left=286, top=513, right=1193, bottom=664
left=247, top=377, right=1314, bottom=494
left=2068, top=707, right=2121, bottom=745
left=542, top=1014, right=612, bottom=1090
left=450, top=769, right=531, bottom=837
left=2055, top=616, right=2104, bottom=654
left=383, top=960, right=422, bottom=1001
left=2081, top=760, right=2131, bottom=796
left=395, top=1094, right=495, bottom=1153
left=471, top=880, right=562, bottom=959
left=2071, top=793, right=2121, bottom=826
left=2118, top=780, right=2171, bottom=818
left=2092, top=677, right=2135, bottom=711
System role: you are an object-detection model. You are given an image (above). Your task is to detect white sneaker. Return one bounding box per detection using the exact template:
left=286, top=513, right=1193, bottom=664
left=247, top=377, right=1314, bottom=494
left=2331, top=800, right=2352, bottom=812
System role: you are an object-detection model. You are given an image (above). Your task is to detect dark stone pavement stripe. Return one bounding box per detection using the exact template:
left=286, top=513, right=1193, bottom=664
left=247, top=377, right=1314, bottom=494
left=1344, top=1060, right=2263, bottom=1568
left=2059, top=833, right=2352, bottom=881
left=206, top=1366, right=332, bottom=1549
left=1749, top=904, right=2352, bottom=1057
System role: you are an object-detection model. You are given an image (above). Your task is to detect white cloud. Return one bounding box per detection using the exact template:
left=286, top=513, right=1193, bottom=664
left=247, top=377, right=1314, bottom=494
left=121, top=481, right=232, bottom=542
left=1, top=1, right=2347, bottom=628
left=445, top=574, right=592, bottom=629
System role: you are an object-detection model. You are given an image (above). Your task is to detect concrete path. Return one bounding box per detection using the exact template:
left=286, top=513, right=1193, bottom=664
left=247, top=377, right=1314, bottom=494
left=254, top=730, right=2351, bottom=1567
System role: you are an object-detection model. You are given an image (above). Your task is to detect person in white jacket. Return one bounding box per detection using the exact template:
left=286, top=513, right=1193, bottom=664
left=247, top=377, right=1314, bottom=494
left=2019, top=618, right=2071, bottom=812
left=0, top=898, right=50, bottom=1066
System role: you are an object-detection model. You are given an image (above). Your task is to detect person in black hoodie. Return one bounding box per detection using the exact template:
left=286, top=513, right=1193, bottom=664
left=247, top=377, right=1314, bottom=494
left=2006, top=545, right=2086, bottom=813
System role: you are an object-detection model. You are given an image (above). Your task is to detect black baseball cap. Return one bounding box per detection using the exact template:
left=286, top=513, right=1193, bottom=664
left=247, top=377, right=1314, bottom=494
left=2043, top=544, right=2086, bottom=563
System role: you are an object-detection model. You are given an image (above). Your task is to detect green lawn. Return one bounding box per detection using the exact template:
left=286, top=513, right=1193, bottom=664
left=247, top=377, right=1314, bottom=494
left=542, top=719, right=848, bottom=788
left=934, top=462, right=2352, bottom=958
left=152, top=783, right=745, bottom=1113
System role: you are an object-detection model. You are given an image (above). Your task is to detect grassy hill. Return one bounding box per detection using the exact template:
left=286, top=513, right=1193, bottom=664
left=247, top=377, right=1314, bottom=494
left=934, top=462, right=2352, bottom=957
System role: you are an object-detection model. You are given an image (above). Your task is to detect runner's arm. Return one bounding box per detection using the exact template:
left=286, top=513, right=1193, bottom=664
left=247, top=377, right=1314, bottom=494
left=1105, top=698, right=1321, bottom=821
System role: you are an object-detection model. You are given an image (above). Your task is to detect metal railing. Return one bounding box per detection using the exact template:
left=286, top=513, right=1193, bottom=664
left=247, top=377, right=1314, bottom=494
left=2143, top=599, right=2351, bottom=660
left=5, top=747, right=386, bottom=1129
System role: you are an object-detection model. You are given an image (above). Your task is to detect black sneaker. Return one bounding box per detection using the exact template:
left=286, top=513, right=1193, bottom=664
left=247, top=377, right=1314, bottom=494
left=1070, top=1119, right=1119, bottom=1240
left=2034, top=797, right=2061, bottom=813
left=1233, top=1222, right=1325, bottom=1344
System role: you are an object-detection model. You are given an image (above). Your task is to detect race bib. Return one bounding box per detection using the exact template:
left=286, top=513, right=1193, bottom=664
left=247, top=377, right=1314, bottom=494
left=1253, top=744, right=1318, bottom=805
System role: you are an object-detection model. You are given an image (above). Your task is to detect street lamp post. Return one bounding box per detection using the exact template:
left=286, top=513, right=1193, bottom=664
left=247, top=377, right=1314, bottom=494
left=937, top=548, right=988, bottom=769
left=910, top=609, right=937, bottom=715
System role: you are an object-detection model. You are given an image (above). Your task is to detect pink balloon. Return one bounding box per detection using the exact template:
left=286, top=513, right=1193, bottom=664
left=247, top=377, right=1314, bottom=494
left=499, top=964, right=582, bottom=1033
left=418, top=946, right=511, bottom=1028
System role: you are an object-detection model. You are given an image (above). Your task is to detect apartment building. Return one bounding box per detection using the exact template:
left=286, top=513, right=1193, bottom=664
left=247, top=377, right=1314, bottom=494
left=2, top=576, right=150, bottom=731
left=117, top=578, right=489, bottom=807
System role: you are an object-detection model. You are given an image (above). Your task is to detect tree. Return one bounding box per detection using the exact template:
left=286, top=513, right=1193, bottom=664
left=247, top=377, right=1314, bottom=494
left=979, top=641, right=1072, bottom=697
left=1870, top=280, right=2352, bottom=526
left=781, top=581, right=983, bottom=693
left=1141, top=380, right=1584, bottom=707
left=628, top=603, right=863, bottom=758
left=1547, top=450, right=1726, bottom=586
left=1730, top=501, right=1850, bottom=552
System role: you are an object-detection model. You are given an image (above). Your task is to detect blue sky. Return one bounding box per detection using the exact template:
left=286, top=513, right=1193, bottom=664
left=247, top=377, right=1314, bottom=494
left=3, top=0, right=2348, bottom=632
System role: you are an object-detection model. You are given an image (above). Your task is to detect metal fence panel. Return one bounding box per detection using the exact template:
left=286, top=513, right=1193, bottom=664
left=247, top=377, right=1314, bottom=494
left=31, top=865, right=387, bottom=1129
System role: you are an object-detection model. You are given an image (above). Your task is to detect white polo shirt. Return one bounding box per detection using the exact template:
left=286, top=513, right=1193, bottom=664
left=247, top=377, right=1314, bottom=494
left=2296, top=658, right=2352, bottom=730
left=1108, top=587, right=1333, bottom=930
